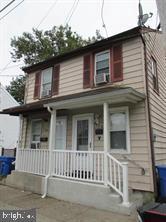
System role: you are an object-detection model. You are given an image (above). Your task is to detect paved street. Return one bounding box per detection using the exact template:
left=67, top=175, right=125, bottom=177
left=0, top=185, right=137, bottom=222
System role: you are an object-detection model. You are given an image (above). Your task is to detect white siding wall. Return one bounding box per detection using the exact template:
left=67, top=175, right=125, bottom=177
left=0, top=84, right=19, bottom=149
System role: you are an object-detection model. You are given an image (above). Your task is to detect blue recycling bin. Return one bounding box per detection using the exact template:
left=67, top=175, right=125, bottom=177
left=0, top=156, right=15, bottom=176
left=156, top=165, right=166, bottom=198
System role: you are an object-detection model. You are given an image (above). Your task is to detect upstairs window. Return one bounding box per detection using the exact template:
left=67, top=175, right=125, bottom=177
left=41, top=67, right=52, bottom=97
left=83, top=44, right=123, bottom=88
left=95, top=51, right=110, bottom=78
left=34, top=65, right=60, bottom=99
left=151, top=57, right=159, bottom=93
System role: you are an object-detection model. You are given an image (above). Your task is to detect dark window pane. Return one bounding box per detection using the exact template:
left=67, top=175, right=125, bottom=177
left=110, top=131, right=126, bottom=150
left=96, top=68, right=109, bottom=75
left=77, top=120, right=88, bottom=151
left=96, top=60, right=109, bottom=70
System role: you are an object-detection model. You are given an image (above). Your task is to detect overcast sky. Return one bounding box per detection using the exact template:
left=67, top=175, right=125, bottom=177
left=0, top=0, right=157, bottom=86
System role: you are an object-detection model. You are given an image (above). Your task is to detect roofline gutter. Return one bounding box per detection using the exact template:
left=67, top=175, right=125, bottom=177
left=140, top=35, right=158, bottom=199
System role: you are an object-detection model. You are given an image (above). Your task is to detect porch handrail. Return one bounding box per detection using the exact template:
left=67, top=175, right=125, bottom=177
left=107, top=153, right=129, bottom=205
left=53, top=150, right=104, bottom=154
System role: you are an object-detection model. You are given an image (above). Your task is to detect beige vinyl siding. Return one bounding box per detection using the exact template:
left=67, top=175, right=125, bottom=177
left=143, top=31, right=166, bottom=165
left=25, top=73, right=35, bottom=104
left=20, top=117, right=27, bottom=148
left=25, top=37, right=145, bottom=104
left=59, top=57, right=84, bottom=96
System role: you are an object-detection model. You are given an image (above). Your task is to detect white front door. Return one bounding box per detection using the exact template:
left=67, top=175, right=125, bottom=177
left=72, top=114, right=94, bottom=177
left=55, top=117, right=67, bottom=150
left=73, top=114, right=93, bottom=151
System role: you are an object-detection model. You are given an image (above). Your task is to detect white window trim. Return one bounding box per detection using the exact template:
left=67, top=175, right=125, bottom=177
left=94, top=50, right=110, bottom=84
left=55, top=116, right=67, bottom=150
left=30, top=119, right=42, bottom=148
left=109, top=106, right=131, bottom=154
left=40, top=67, right=52, bottom=98
left=72, top=113, right=94, bottom=151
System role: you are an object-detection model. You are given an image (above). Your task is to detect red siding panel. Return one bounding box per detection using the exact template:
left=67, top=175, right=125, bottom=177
left=111, top=45, right=123, bottom=82
left=83, top=55, right=91, bottom=88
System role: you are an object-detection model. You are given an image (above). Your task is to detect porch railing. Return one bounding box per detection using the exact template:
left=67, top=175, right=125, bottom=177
left=52, top=150, right=104, bottom=183
left=16, top=149, right=129, bottom=204
left=16, top=149, right=49, bottom=175
left=107, top=153, right=129, bottom=204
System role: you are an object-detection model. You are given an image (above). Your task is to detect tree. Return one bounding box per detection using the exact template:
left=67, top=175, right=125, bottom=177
left=11, top=25, right=103, bottom=65
left=6, top=75, right=25, bottom=104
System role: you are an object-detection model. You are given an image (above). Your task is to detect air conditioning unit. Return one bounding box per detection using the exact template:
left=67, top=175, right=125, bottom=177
left=31, top=142, right=40, bottom=149
left=95, top=73, right=109, bottom=85
left=42, top=89, right=51, bottom=97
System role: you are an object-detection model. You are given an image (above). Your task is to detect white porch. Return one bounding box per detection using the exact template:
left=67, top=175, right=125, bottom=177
left=15, top=88, right=145, bottom=206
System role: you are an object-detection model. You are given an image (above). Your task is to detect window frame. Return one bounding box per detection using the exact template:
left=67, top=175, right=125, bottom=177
left=109, top=106, right=130, bottom=154
left=30, top=119, right=42, bottom=148
left=94, top=50, right=110, bottom=80
left=151, top=56, right=159, bottom=93
left=40, top=67, right=53, bottom=98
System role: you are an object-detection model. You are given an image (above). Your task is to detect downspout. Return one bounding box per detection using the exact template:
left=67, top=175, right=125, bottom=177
left=141, top=35, right=158, bottom=199
left=42, top=106, right=55, bottom=198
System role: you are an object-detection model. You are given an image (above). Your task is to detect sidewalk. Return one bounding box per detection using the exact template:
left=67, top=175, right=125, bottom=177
left=0, top=185, right=137, bottom=222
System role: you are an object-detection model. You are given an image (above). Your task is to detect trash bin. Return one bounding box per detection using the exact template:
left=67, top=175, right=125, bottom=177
left=0, top=156, right=15, bottom=176
left=156, top=165, right=166, bottom=198
left=137, top=202, right=166, bottom=222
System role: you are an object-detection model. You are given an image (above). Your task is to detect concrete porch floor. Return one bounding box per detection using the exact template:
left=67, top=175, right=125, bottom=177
left=0, top=185, right=137, bottom=222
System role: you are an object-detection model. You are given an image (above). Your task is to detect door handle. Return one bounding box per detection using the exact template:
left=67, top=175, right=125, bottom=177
left=89, top=142, right=92, bottom=149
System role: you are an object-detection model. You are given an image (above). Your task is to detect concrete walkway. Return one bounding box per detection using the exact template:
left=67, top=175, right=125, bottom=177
left=0, top=185, right=137, bottom=222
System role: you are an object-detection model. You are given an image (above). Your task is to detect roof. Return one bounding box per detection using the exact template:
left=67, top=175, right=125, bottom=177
left=23, top=26, right=143, bottom=74
left=1, top=86, right=145, bottom=116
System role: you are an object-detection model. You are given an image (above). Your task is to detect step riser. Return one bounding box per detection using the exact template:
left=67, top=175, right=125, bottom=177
left=1, top=171, right=134, bottom=215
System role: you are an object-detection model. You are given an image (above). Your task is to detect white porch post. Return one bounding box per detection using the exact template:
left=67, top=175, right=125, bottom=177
left=103, top=102, right=110, bottom=186
left=122, top=162, right=129, bottom=205
left=48, top=109, right=56, bottom=175
left=15, top=114, right=23, bottom=170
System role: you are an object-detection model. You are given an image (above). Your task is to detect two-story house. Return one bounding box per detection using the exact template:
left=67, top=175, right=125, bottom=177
left=2, top=26, right=166, bottom=214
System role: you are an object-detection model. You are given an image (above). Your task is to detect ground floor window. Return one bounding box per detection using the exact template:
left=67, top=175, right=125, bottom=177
left=109, top=107, right=130, bottom=153
left=31, top=119, right=42, bottom=149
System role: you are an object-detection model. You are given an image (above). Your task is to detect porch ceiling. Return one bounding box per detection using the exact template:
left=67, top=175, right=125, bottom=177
left=44, top=88, right=145, bottom=110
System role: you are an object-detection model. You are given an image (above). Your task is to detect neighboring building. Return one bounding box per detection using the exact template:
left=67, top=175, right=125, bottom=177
left=1, top=26, right=166, bottom=214
left=0, top=83, right=19, bottom=152
left=156, top=0, right=166, bottom=48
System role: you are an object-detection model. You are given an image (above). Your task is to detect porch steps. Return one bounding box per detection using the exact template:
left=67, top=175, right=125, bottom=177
left=47, top=177, right=134, bottom=215
left=1, top=171, right=137, bottom=215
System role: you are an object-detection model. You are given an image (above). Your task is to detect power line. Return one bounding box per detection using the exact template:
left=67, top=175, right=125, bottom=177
left=101, top=0, right=108, bottom=38
left=37, top=0, right=58, bottom=29
left=65, top=0, right=80, bottom=26
left=0, top=0, right=16, bottom=13
left=0, top=61, right=12, bottom=74
left=0, top=0, right=25, bottom=21
left=0, top=74, right=21, bottom=77
left=0, top=63, right=24, bottom=71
